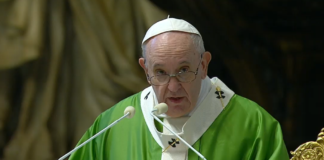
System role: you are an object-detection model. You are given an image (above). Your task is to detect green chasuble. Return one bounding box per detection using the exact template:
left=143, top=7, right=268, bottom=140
left=69, top=93, right=289, bottom=159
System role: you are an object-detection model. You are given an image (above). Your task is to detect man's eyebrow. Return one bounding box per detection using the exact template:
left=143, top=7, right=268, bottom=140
left=152, top=63, right=164, bottom=68
left=152, top=61, right=191, bottom=68
left=179, top=61, right=190, bottom=65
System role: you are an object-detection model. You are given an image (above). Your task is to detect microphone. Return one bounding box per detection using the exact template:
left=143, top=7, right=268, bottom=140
left=58, top=106, right=136, bottom=160
left=152, top=103, right=168, bottom=115
left=150, top=103, right=207, bottom=160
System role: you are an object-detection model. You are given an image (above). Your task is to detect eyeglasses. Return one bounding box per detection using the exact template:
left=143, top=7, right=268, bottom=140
left=147, top=59, right=202, bottom=86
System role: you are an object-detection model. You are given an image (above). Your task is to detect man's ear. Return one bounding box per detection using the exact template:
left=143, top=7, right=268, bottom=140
left=139, top=58, right=149, bottom=81
left=201, top=51, right=212, bottom=79
left=139, top=58, right=146, bottom=70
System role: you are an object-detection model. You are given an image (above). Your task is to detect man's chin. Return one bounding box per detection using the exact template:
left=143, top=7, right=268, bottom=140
left=165, top=107, right=189, bottom=118
left=165, top=113, right=183, bottom=118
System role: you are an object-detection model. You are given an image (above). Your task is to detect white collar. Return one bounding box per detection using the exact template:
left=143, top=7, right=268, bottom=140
left=140, top=77, right=235, bottom=160
left=189, top=77, right=212, bottom=116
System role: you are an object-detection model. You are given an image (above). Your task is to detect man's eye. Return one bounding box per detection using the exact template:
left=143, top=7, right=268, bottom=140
left=156, top=70, right=166, bottom=75
left=179, top=67, right=189, bottom=73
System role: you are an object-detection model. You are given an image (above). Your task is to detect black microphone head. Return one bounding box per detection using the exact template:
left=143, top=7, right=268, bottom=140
left=124, top=106, right=135, bottom=118
left=153, top=103, right=168, bottom=115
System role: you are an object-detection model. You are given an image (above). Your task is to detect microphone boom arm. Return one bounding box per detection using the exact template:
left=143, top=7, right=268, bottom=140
left=58, top=112, right=131, bottom=160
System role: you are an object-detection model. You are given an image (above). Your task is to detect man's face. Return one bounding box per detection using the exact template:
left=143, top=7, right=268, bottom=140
left=139, top=32, right=211, bottom=118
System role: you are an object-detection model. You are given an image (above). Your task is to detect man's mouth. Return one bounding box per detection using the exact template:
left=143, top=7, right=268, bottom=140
left=168, top=97, right=184, bottom=103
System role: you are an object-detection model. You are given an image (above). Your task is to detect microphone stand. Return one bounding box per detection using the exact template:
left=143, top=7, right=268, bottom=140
left=58, top=112, right=131, bottom=160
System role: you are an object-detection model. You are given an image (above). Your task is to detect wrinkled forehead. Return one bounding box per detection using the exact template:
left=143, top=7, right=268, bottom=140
left=143, top=32, right=201, bottom=70
left=145, top=32, right=195, bottom=56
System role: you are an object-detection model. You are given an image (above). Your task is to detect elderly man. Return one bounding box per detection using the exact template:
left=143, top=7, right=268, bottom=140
left=69, top=18, right=289, bottom=159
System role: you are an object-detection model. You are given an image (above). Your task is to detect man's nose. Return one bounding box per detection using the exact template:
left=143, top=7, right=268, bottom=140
left=167, top=76, right=181, bottom=92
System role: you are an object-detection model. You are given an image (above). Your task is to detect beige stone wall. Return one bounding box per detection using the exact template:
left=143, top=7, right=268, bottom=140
left=0, top=0, right=166, bottom=159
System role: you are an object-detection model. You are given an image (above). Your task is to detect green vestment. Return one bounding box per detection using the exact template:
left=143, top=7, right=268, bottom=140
left=69, top=92, right=289, bottom=160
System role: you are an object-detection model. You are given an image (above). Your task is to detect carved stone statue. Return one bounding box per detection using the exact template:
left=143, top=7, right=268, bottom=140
left=291, top=128, right=324, bottom=160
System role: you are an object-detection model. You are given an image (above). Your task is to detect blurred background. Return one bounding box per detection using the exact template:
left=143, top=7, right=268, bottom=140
left=0, top=0, right=323, bottom=159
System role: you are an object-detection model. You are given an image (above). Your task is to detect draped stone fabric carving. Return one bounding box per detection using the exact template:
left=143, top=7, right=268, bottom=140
left=0, top=0, right=166, bottom=159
